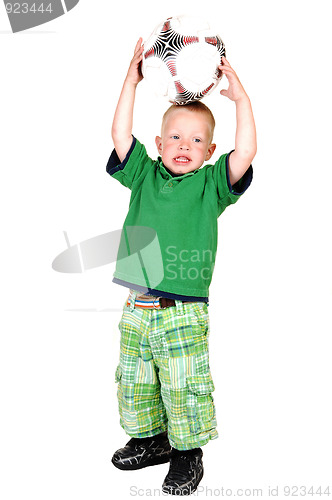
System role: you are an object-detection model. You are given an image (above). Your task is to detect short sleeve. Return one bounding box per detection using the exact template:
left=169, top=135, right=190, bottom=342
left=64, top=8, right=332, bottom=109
left=209, top=150, right=253, bottom=214
left=106, top=136, right=154, bottom=190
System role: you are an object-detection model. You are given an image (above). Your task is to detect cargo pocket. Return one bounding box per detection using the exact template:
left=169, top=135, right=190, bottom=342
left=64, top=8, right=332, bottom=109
left=186, top=372, right=216, bottom=435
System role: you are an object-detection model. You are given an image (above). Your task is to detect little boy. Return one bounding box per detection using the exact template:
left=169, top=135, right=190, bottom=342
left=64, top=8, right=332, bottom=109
left=107, top=38, right=256, bottom=495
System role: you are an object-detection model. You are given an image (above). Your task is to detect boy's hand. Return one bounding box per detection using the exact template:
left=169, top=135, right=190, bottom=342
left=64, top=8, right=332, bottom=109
left=219, top=57, right=247, bottom=102
left=126, top=38, right=144, bottom=86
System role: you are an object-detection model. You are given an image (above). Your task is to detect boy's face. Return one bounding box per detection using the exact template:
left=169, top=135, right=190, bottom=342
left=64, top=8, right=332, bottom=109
left=155, top=108, right=216, bottom=175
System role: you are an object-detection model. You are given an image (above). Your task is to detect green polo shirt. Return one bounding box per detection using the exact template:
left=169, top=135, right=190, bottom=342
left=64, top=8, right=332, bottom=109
left=106, top=136, right=253, bottom=300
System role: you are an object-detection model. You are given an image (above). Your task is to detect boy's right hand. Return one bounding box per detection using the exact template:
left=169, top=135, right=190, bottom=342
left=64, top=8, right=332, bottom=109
left=125, top=38, right=144, bottom=86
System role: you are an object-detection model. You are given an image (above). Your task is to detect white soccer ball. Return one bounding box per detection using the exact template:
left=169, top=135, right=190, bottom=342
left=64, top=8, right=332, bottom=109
left=142, top=15, right=226, bottom=104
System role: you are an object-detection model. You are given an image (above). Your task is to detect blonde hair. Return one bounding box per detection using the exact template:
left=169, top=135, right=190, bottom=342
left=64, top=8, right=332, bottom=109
left=161, top=101, right=215, bottom=141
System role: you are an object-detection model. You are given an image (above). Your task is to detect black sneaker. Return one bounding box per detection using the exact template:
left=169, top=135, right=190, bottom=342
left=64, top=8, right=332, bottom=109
left=162, top=447, right=204, bottom=495
left=111, top=431, right=171, bottom=470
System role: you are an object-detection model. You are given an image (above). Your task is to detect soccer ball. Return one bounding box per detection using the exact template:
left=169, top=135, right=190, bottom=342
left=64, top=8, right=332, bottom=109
left=142, top=15, right=226, bottom=104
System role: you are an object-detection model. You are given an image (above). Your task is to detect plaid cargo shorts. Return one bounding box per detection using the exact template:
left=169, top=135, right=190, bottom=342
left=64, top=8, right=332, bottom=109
left=114, top=290, right=218, bottom=450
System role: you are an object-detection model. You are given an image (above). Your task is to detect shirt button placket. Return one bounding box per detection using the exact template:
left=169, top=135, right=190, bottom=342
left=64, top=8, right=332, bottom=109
left=162, top=180, right=174, bottom=192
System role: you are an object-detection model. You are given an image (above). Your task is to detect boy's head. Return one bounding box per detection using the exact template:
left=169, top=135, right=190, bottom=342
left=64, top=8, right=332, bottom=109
left=155, top=101, right=216, bottom=175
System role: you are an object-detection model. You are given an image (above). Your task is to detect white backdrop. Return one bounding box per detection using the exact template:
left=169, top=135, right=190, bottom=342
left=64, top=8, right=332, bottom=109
left=1, top=0, right=332, bottom=498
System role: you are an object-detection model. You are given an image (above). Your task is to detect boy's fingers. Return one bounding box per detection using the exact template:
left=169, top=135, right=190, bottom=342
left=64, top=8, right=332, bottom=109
left=135, top=45, right=144, bottom=59
left=134, top=37, right=143, bottom=53
left=221, top=57, right=232, bottom=69
left=133, top=50, right=144, bottom=64
left=218, top=65, right=232, bottom=75
left=133, top=43, right=144, bottom=60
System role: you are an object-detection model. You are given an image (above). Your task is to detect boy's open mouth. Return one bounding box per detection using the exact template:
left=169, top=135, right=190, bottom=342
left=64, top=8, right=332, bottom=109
left=173, top=156, right=191, bottom=164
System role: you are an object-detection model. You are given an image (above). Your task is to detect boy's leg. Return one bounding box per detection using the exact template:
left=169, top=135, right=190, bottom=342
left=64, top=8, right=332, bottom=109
left=152, top=300, right=218, bottom=452
left=148, top=300, right=216, bottom=493
left=150, top=301, right=218, bottom=450
left=114, top=291, right=168, bottom=438
left=112, top=292, right=172, bottom=470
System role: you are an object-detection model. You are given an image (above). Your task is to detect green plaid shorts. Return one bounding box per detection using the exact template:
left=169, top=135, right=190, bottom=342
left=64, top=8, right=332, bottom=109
left=114, top=291, right=218, bottom=450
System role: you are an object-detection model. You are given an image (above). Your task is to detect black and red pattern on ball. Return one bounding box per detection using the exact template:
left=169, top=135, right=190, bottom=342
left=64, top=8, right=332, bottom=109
left=144, top=18, right=226, bottom=104
left=166, top=58, right=177, bottom=77
left=144, top=19, right=199, bottom=78
left=205, top=35, right=225, bottom=55
left=172, top=81, right=216, bottom=105
left=183, top=36, right=199, bottom=45
left=175, top=81, right=186, bottom=94
left=162, top=20, right=171, bottom=32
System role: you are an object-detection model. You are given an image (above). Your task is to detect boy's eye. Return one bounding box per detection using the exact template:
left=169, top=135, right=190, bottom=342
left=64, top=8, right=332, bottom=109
left=193, top=138, right=201, bottom=143
left=171, top=135, right=179, bottom=140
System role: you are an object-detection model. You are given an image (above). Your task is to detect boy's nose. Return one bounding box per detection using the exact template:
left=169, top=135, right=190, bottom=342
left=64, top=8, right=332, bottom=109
left=179, top=142, right=190, bottom=150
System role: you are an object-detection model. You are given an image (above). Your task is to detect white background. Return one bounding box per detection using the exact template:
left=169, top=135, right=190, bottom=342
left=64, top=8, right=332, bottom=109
left=1, top=0, right=332, bottom=498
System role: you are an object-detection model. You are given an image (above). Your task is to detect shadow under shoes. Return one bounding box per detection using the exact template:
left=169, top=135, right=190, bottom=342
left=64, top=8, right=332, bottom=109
left=112, top=431, right=171, bottom=470
left=162, top=447, right=204, bottom=496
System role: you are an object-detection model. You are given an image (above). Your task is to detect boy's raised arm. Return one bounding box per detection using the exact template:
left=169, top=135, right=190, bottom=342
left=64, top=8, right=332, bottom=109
left=111, top=38, right=144, bottom=163
left=219, top=57, right=257, bottom=186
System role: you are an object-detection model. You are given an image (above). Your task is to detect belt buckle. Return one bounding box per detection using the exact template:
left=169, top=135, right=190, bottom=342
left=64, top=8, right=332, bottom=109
left=159, top=297, right=177, bottom=309
left=159, top=297, right=167, bottom=309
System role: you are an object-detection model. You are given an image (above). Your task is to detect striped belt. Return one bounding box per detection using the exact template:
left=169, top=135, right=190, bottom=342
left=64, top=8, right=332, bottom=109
left=126, top=295, right=194, bottom=309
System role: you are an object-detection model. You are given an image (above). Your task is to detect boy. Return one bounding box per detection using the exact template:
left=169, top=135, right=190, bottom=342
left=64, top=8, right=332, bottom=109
left=107, top=38, right=256, bottom=495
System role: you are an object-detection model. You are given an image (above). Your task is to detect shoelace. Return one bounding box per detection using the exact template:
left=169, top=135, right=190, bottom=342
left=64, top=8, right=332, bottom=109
left=168, top=454, right=195, bottom=481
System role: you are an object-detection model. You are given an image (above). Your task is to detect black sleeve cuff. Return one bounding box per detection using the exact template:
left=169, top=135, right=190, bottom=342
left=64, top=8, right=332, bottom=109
left=106, top=136, right=136, bottom=176
left=225, top=150, right=253, bottom=195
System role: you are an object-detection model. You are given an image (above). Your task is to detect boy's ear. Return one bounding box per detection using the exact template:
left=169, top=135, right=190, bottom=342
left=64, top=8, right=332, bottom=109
left=155, top=136, right=163, bottom=155
left=205, top=143, right=216, bottom=161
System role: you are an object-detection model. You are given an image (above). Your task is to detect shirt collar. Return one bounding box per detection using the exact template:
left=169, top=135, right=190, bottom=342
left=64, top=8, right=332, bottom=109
left=157, top=156, right=199, bottom=179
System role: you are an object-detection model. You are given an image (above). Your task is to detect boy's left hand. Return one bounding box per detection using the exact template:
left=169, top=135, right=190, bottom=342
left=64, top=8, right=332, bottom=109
left=219, top=57, right=247, bottom=102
